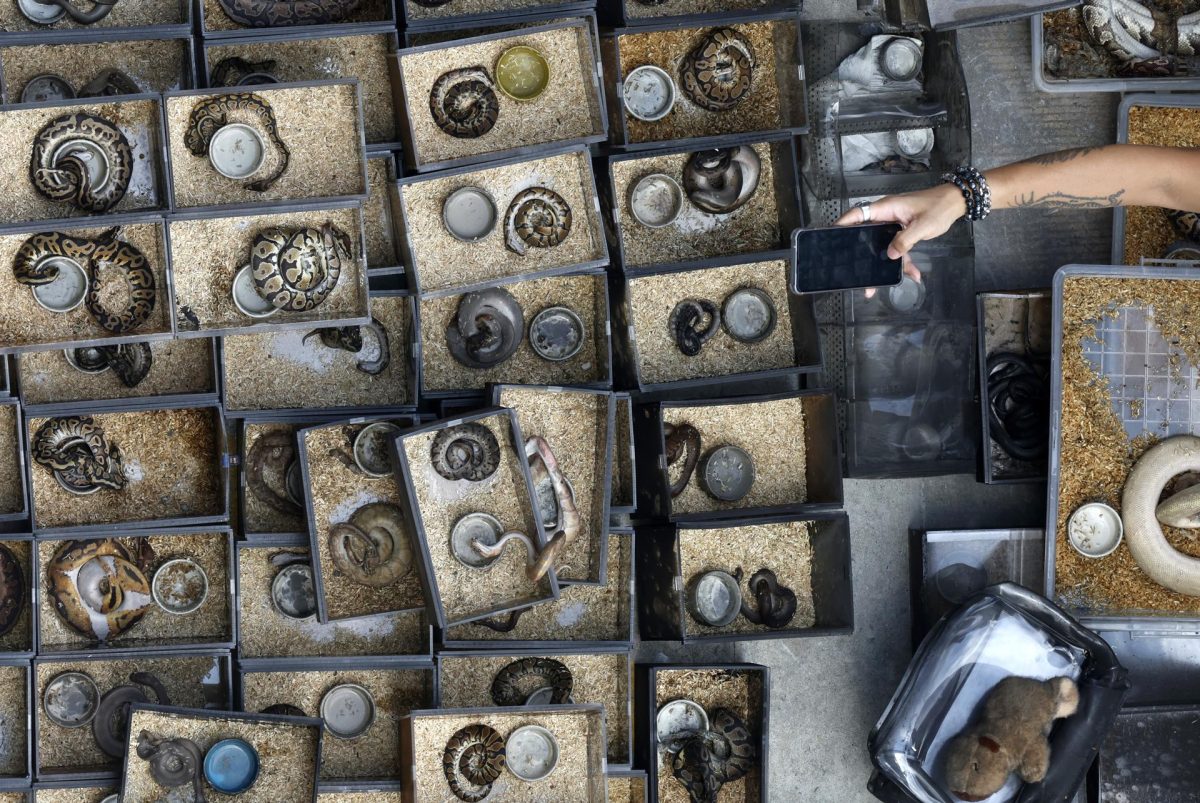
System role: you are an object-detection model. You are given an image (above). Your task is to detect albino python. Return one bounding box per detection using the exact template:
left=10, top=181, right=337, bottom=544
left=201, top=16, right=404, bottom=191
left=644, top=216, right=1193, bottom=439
left=504, top=187, right=572, bottom=256
left=430, top=67, right=500, bottom=140
left=527, top=435, right=580, bottom=546
left=669, top=707, right=756, bottom=803
left=328, top=502, right=412, bottom=588
left=30, top=112, right=132, bottom=213
left=47, top=538, right=154, bottom=641
left=1122, top=435, right=1200, bottom=595
left=490, top=656, right=573, bottom=706
left=32, top=415, right=126, bottom=494
left=184, top=93, right=290, bottom=191
left=215, top=0, right=363, bottom=27
left=251, top=222, right=350, bottom=312
left=443, top=723, right=505, bottom=803
left=680, top=28, right=755, bottom=113
left=14, top=228, right=156, bottom=334
left=1081, top=0, right=1200, bottom=64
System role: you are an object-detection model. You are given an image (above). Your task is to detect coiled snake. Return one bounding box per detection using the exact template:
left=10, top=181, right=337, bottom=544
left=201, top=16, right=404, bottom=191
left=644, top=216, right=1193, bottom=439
left=443, top=723, right=505, bottom=803
left=303, top=317, right=391, bottom=375
left=93, top=672, right=171, bottom=759
left=71, top=343, right=153, bottom=387
left=30, top=112, right=132, bottom=213
left=445, top=288, right=525, bottom=369
left=504, top=187, right=572, bottom=256
left=490, top=657, right=573, bottom=706
left=184, top=93, right=290, bottom=191
left=430, top=422, right=501, bottom=482
left=665, top=422, right=701, bottom=498
left=430, top=67, right=500, bottom=140
left=328, top=502, right=412, bottom=588
left=669, top=299, right=721, bottom=357
left=14, top=228, right=156, bottom=334
left=250, top=222, right=349, bottom=312
left=245, top=430, right=302, bottom=516
left=734, top=567, right=797, bottom=629
left=32, top=415, right=126, bottom=494
left=682, top=146, right=761, bottom=215
left=0, top=545, right=25, bottom=639
left=137, top=730, right=204, bottom=798
left=1122, top=436, right=1200, bottom=596
left=47, top=538, right=153, bottom=641
left=215, top=0, right=363, bottom=27
left=680, top=28, right=755, bottom=113
left=669, top=707, right=756, bottom=803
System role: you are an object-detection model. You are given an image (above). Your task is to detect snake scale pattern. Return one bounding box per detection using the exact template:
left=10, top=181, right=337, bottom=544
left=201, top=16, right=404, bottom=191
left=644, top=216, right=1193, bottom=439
left=490, top=656, right=573, bottom=706
left=327, top=502, right=413, bottom=588
left=430, top=422, right=501, bottom=482
left=245, top=430, right=302, bottom=516
left=504, top=187, right=572, bottom=256
left=665, top=422, right=701, bottom=498
left=32, top=415, right=126, bottom=494
left=430, top=67, right=500, bottom=139
left=443, top=723, right=505, bottom=802
left=14, top=228, right=156, bottom=334
left=185, top=93, right=290, bottom=191
left=47, top=538, right=153, bottom=641
left=251, top=222, right=349, bottom=312
left=30, top=113, right=133, bottom=214
left=734, top=567, right=797, bottom=629
left=670, top=707, right=756, bottom=803
left=215, top=0, right=363, bottom=27
left=681, top=28, right=755, bottom=113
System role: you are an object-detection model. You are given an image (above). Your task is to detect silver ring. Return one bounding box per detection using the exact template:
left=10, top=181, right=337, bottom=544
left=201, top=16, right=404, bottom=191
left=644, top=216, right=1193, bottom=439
left=858, top=202, right=872, bottom=223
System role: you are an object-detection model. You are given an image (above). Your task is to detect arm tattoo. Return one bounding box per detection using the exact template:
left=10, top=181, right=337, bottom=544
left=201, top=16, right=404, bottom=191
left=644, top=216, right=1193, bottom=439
left=1017, top=146, right=1104, bottom=166
left=1012, top=189, right=1126, bottom=209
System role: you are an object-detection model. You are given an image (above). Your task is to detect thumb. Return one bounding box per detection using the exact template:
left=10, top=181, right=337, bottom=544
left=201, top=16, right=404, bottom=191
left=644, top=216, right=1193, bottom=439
left=887, top=224, right=928, bottom=260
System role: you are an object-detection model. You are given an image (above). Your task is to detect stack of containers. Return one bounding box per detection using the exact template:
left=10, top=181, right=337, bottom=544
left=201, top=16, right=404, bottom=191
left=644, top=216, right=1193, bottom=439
left=598, top=6, right=852, bottom=802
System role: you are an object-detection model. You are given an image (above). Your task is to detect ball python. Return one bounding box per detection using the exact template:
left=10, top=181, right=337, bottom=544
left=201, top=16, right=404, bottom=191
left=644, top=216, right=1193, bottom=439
left=665, top=422, right=701, bottom=498
left=445, top=288, right=524, bottom=369
left=1169, top=208, right=1200, bottom=242
left=985, top=352, right=1049, bottom=463
left=250, top=222, right=349, bottom=312
left=430, top=423, right=501, bottom=482
left=215, top=0, right=363, bottom=27
left=70, top=343, right=154, bottom=387
left=669, top=707, right=756, bottom=803
left=30, top=112, right=132, bottom=213
left=302, top=317, right=391, bottom=375
left=504, top=187, right=572, bottom=256
left=1080, top=0, right=1200, bottom=63
left=682, top=146, right=761, bottom=215
left=1122, top=435, right=1200, bottom=595
left=680, top=28, right=755, bottom=113
left=14, top=228, right=156, bottom=334
left=184, top=93, right=290, bottom=191
left=211, top=57, right=279, bottom=87
left=527, top=436, right=579, bottom=545
left=93, top=672, right=171, bottom=758
left=442, top=723, right=505, bottom=803
left=245, top=429, right=302, bottom=516
left=47, top=538, right=153, bottom=641
left=490, top=657, right=573, bottom=706
left=328, top=502, right=412, bottom=588
left=0, top=544, right=26, bottom=639
left=430, top=67, right=500, bottom=140
left=32, top=415, right=126, bottom=494
left=136, top=730, right=203, bottom=796
left=669, top=299, right=721, bottom=357
left=733, top=567, right=797, bottom=629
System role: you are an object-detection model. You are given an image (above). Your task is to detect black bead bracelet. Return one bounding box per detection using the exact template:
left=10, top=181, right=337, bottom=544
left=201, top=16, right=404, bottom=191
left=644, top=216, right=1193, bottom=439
left=941, top=165, right=991, bottom=222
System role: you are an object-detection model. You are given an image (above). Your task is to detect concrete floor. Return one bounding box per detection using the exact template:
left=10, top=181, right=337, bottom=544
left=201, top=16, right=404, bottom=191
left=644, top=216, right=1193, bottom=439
left=637, top=18, right=1120, bottom=801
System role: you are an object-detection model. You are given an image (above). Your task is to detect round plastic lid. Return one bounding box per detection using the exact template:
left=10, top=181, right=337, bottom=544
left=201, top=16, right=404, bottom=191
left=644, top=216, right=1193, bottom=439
left=22, top=74, right=75, bottom=104
left=722, top=288, right=776, bottom=344
left=43, top=671, right=100, bottom=728
left=152, top=558, right=209, bottom=615
left=450, top=512, right=504, bottom=569
left=529, top=306, right=584, bottom=362
left=353, top=422, right=403, bottom=478
left=495, top=46, right=550, bottom=101
left=231, top=263, right=279, bottom=319
left=271, top=563, right=317, bottom=620
left=204, top=738, right=260, bottom=794
left=1068, top=502, right=1123, bottom=558
left=443, top=187, right=497, bottom=242
left=31, top=257, right=88, bottom=314
left=209, top=124, right=266, bottom=180
left=630, top=173, right=684, bottom=228
left=700, top=446, right=756, bottom=502
left=506, top=725, right=559, bottom=781
left=656, top=699, right=709, bottom=745
left=689, top=570, right=742, bottom=626
left=623, top=66, right=676, bottom=122
left=16, top=0, right=65, bottom=24
left=320, top=683, right=377, bottom=740
left=52, top=138, right=111, bottom=192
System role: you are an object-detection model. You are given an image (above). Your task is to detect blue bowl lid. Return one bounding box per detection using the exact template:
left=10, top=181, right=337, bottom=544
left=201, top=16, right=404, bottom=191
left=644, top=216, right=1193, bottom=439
left=203, top=738, right=260, bottom=794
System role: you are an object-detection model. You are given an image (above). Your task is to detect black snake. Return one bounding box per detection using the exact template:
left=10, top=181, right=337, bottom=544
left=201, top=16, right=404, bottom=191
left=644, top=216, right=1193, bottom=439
left=682, top=146, right=761, bottom=215
left=136, top=730, right=204, bottom=797
left=328, top=502, right=413, bottom=588
left=14, top=228, right=156, bottom=334
left=93, top=672, right=171, bottom=758
left=250, top=222, right=349, bottom=312
left=442, top=723, right=505, bottom=802
left=27, top=0, right=118, bottom=24
left=32, top=415, right=126, bottom=494
left=430, top=67, right=500, bottom=140
left=734, top=567, right=797, bottom=629
left=681, top=28, right=755, bottom=113
left=490, top=657, right=573, bottom=706
left=665, top=422, right=701, bottom=498
left=504, top=188, right=572, bottom=256
left=47, top=538, right=154, bottom=641
left=302, top=317, right=390, bottom=374
left=30, top=113, right=132, bottom=213
left=245, top=430, right=302, bottom=516
left=430, top=423, right=501, bottom=482
left=985, top=352, right=1049, bottom=464
left=184, top=93, right=290, bottom=191
left=669, top=707, right=756, bottom=803
left=445, top=288, right=524, bottom=369
left=71, top=343, right=153, bottom=387
left=669, top=299, right=721, bottom=357
left=215, top=0, right=363, bottom=27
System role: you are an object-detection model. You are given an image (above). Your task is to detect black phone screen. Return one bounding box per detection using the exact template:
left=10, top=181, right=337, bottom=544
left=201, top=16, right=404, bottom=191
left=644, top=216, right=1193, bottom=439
left=792, top=223, right=904, bottom=294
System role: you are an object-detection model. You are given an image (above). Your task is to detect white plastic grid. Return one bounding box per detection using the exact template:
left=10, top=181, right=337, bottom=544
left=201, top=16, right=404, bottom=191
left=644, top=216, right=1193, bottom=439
left=1081, top=304, right=1200, bottom=440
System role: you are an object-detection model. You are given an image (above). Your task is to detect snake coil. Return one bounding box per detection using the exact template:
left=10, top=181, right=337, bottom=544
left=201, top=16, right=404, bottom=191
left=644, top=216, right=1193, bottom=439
left=245, top=430, right=302, bottom=516
left=669, top=707, right=756, bottom=802
left=985, top=352, right=1049, bottom=464
left=443, top=723, right=505, bottom=802
left=670, top=299, right=721, bottom=357
left=327, top=502, right=413, bottom=588
left=215, top=0, right=363, bottom=27
left=680, top=28, right=755, bottom=112
left=490, top=657, right=573, bottom=706
left=70, top=343, right=153, bottom=387
left=93, top=673, right=171, bottom=758
left=30, top=113, right=133, bottom=213
left=33, top=416, right=126, bottom=494
left=184, top=93, right=290, bottom=191
left=682, top=146, right=761, bottom=214
left=503, top=187, right=572, bottom=255
left=47, top=538, right=152, bottom=641
left=445, top=288, right=525, bottom=369
left=250, top=222, right=349, bottom=312
left=665, top=423, right=701, bottom=498
left=734, top=567, right=797, bottom=629
left=136, top=730, right=204, bottom=797
left=430, top=423, right=501, bottom=482
left=430, top=67, right=500, bottom=140
left=302, top=317, right=391, bottom=375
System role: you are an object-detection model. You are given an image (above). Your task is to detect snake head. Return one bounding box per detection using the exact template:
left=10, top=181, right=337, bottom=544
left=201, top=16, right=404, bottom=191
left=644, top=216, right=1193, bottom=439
left=321, top=222, right=353, bottom=263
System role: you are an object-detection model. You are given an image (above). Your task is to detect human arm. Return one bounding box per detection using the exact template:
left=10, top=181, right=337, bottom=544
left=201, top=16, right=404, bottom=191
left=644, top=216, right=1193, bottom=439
left=834, top=145, right=1200, bottom=259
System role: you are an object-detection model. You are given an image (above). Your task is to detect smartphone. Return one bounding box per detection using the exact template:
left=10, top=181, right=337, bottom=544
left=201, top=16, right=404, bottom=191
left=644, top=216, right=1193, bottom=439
left=791, top=222, right=904, bottom=294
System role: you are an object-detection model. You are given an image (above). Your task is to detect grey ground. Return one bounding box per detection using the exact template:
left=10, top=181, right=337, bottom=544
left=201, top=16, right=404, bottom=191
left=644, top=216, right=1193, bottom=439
left=634, top=18, right=1118, bottom=801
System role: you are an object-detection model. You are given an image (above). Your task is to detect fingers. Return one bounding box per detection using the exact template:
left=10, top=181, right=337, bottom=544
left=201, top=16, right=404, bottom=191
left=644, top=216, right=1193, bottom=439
left=834, top=205, right=866, bottom=227
left=887, top=227, right=924, bottom=260
left=901, top=255, right=922, bottom=285
left=834, top=197, right=908, bottom=227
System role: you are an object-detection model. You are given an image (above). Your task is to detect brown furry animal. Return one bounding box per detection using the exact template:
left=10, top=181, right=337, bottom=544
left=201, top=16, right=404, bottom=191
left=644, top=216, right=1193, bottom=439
left=943, top=676, right=1080, bottom=802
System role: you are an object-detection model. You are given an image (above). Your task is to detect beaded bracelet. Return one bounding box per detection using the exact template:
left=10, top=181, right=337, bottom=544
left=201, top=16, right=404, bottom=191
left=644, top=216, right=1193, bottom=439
left=941, top=166, right=991, bottom=222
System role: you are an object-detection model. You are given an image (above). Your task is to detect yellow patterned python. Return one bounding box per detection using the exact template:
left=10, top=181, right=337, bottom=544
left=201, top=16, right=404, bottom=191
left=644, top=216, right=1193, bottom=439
left=680, top=28, right=756, bottom=113
left=13, top=228, right=156, bottom=334
left=251, top=221, right=349, bottom=312
left=30, top=112, right=132, bottom=213
left=184, top=93, right=290, bottom=191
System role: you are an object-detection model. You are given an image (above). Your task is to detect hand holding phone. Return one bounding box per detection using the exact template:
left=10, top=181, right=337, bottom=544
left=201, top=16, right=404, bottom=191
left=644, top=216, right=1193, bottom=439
left=791, top=222, right=904, bottom=294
